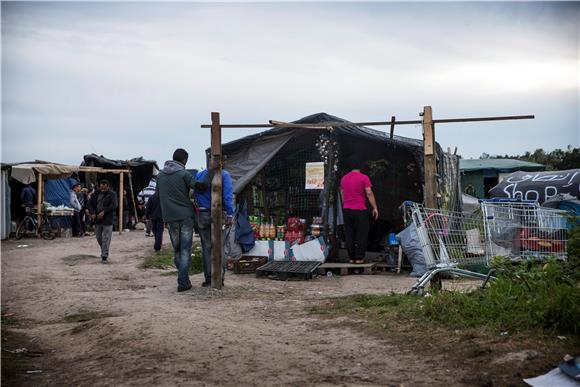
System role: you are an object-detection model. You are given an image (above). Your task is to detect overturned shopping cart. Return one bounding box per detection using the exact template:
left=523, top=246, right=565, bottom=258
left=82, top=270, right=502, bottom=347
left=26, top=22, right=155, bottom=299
left=403, top=200, right=570, bottom=295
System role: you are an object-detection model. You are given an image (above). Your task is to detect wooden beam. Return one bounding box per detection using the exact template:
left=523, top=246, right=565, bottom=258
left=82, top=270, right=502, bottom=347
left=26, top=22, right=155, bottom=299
left=119, top=172, right=124, bottom=234
left=389, top=116, right=396, bottom=139
left=422, top=106, right=438, bottom=209
left=37, top=173, right=43, bottom=227
left=201, top=114, right=534, bottom=129
left=210, top=112, right=223, bottom=290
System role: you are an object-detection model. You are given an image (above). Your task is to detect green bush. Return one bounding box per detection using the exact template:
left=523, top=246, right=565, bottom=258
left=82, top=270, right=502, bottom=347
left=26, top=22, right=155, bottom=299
left=142, top=241, right=203, bottom=275
left=422, top=259, right=580, bottom=335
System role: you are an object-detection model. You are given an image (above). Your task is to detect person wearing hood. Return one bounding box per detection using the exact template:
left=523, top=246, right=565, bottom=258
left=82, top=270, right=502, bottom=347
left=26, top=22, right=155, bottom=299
left=157, top=148, right=207, bottom=292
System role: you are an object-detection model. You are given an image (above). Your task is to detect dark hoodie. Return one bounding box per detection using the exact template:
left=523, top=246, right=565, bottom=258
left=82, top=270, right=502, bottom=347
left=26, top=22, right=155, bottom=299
left=156, top=160, right=202, bottom=223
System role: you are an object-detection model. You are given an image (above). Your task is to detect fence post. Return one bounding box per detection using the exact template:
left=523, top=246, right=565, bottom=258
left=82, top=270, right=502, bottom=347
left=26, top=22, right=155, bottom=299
left=210, top=112, right=223, bottom=290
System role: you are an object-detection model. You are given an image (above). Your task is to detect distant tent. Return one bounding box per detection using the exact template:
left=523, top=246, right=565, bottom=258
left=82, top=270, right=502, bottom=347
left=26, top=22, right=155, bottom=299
left=81, top=154, right=158, bottom=196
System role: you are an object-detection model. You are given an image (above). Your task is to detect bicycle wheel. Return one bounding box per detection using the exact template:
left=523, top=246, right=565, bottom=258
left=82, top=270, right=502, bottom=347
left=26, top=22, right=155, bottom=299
left=15, top=217, right=30, bottom=240
left=40, top=220, right=56, bottom=240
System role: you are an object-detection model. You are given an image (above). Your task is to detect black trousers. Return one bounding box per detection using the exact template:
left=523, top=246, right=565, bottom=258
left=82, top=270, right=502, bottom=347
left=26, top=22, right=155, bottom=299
left=343, top=209, right=369, bottom=260
left=72, top=211, right=82, bottom=237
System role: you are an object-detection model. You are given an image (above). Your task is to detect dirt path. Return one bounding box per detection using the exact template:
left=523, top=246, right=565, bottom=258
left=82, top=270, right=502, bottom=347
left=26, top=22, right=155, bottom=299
left=2, top=232, right=468, bottom=386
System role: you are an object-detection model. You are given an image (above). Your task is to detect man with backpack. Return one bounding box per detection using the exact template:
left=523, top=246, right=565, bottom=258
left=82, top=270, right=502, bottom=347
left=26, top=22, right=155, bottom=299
left=195, top=157, right=234, bottom=287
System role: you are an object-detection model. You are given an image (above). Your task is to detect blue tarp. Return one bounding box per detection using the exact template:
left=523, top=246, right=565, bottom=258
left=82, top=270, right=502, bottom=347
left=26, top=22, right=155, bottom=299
left=44, top=178, right=77, bottom=229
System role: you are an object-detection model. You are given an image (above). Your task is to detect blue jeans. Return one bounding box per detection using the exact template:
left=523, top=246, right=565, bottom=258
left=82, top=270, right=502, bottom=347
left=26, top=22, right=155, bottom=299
left=197, top=211, right=225, bottom=283
left=168, top=217, right=194, bottom=288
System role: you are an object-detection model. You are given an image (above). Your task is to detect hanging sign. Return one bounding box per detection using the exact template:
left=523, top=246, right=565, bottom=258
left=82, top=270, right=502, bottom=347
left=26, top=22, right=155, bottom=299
left=305, top=162, right=324, bottom=190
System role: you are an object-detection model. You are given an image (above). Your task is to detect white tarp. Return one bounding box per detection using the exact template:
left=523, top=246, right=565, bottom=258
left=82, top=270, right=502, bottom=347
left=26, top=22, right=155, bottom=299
left=11, top=163, right=79, bottom=184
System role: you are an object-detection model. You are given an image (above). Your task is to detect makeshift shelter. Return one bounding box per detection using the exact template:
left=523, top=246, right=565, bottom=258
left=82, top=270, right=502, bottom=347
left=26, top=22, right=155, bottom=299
left=220, top=112, right=460, bottom=253
left=2, top=162, right=130, bottom=238
left=81, top=154, right=158, bottom=224
left=460, top=158, right=545, bottom=199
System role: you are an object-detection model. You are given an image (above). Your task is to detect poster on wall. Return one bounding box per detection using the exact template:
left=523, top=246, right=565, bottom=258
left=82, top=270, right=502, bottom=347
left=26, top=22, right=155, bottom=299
left=305, top=162, right=324, bottom=190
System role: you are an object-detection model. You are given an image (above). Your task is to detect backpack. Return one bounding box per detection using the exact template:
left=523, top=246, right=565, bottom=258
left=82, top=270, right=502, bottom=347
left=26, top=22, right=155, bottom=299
left=235, top=201, right=256, bottom=253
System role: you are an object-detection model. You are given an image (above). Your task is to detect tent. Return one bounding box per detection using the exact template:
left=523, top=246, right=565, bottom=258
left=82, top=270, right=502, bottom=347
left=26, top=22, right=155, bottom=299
left=81, top=154, right=159, bottom=223
left=2, top=161, right=131, bottom=238
left=219, top=112, right=460, bottom=251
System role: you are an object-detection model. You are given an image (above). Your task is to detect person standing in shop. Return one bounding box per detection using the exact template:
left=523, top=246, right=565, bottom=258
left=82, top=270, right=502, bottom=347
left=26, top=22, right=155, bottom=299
left=340, top=167, right=379, bottom=264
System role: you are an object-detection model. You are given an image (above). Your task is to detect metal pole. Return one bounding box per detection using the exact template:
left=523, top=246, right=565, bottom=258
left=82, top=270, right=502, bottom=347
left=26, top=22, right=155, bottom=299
left=210, top=112, right=223, bottom=290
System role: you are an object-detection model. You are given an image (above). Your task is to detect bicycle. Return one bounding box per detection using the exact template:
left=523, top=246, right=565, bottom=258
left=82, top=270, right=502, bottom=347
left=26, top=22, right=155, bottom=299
left=15, top=207, right=56, bottom=240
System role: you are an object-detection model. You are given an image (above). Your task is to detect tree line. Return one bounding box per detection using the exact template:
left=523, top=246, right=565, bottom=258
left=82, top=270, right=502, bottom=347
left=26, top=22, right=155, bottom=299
left=480, top=146, right=579, bottom=171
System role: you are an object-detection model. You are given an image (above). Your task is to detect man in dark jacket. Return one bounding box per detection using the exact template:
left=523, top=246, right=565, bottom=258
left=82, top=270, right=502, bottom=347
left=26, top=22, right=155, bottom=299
left=88, top=179, right=118, bottom=264
left=157, top=148, right=206, bottom=292
left=145, top=189, right=164, bottom=252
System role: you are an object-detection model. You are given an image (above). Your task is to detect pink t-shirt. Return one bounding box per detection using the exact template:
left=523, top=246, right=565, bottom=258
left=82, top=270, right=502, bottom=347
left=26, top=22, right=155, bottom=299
left=340, top=171, right=372, bottom=210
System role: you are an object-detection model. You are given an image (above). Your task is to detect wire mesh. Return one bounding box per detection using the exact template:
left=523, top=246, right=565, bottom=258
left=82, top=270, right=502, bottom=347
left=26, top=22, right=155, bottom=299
left=480, top=201, right=568, bottom=262
left=406, top=202, right=488, bottom=270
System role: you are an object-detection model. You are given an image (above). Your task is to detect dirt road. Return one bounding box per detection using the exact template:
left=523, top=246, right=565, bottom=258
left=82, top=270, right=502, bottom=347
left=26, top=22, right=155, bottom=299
left=2, top=231, right=467, bottom=386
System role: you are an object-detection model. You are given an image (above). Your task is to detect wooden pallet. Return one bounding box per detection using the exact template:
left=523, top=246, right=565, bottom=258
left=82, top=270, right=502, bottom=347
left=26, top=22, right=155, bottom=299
left=317, top=262, right=377, bottom=276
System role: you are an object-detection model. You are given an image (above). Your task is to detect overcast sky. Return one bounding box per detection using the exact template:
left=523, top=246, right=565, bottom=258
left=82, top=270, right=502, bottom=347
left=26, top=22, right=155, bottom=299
left=2, top=1, right=579, bottom=170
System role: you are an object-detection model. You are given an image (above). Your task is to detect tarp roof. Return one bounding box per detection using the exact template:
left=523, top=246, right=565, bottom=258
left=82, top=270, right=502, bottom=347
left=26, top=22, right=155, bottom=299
left=10, top=163, right=81, bottom=184
left=460, top=158, right=545, bottom=173
left=219, top=112, right=434, bottom=194
left=222, top=112, right=423, bottom=154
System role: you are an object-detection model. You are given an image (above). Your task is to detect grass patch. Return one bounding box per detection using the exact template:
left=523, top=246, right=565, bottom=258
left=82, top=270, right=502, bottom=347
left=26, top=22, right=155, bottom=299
left=142, top=241, right=202, bottom=275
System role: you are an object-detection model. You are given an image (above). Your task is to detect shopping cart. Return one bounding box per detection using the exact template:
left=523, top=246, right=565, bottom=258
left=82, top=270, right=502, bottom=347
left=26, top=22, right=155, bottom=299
left=480, top=199, right=569, bottom=262
left=403, top=201, right=492, bottom=295
left=402, top=199, right=570, bottom=295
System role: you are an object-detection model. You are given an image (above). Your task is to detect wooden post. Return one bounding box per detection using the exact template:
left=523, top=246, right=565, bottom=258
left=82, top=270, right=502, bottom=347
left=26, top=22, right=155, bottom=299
left=389, top=116, right=396, bottom=139
left=119, top=172, right=124, bottom=234
left=422, top=106, right=438, bottom=209
left=37, top=173, right=43, bottom=227
left=210, top=112, right=223, bottom=290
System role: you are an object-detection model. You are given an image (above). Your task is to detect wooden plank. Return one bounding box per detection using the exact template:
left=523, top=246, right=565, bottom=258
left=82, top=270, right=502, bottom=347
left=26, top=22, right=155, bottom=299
left=422, top=106, right=438, bottom=208
left=210, top=112, right=223, bottom=289
left=319, top=262, right=376, bottom=269
left=200, top=115, right=533, bottom=129
left=37, top=173, right=43, bottom=227
left=211, top=112, right=222, bottom=157
left=119, top=173, right=124, bottom=234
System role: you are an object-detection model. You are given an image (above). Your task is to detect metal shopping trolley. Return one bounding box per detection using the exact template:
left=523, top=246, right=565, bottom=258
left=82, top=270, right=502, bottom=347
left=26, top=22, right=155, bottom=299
left=402, top=199, right=570, bottom=295
left=403, top=201, right=492, bottom=295
left=480, top=199, right=569, bottom=262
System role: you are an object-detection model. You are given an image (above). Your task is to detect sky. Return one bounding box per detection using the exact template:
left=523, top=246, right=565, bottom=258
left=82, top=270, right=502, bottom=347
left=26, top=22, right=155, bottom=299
left=2, top=1, right=579, bottom=170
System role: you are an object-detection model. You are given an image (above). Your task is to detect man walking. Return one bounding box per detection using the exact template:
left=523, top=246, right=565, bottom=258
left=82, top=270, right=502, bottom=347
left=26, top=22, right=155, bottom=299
left=145, top=188, right=164, bottom=252
left=88, top=180, right=118, bottom=263
left=340, top=167, right=379, bottom=264
left=157, top=149, right=206, bottom=292
left=195, top=157, right=234, bottom=287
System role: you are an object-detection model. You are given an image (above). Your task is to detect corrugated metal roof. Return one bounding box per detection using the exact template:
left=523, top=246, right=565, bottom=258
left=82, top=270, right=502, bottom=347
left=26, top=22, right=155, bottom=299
left=459, top=158, right=545, bottom=172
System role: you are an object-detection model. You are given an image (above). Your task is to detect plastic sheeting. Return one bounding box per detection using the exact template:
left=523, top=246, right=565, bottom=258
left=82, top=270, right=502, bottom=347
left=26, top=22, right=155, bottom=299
left=44, top=178, right=76, bottom=229
left=489, top=168, right=579, bottom=203
left=225, top=131, right=295, bottom=194
left=11, top=163, right=79, bottom=184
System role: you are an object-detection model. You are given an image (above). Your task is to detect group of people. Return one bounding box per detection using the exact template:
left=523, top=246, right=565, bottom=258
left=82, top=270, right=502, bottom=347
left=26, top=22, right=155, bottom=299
left=22, top=148, right=378, bottom=289
left=156, top=148, right=234, bottom=292
left=86, top=148, right=234, bottom=291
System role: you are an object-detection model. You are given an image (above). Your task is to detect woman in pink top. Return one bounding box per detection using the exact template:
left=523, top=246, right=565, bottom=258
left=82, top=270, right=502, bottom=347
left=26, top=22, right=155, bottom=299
left=340, top=168, right=379, bottom=264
